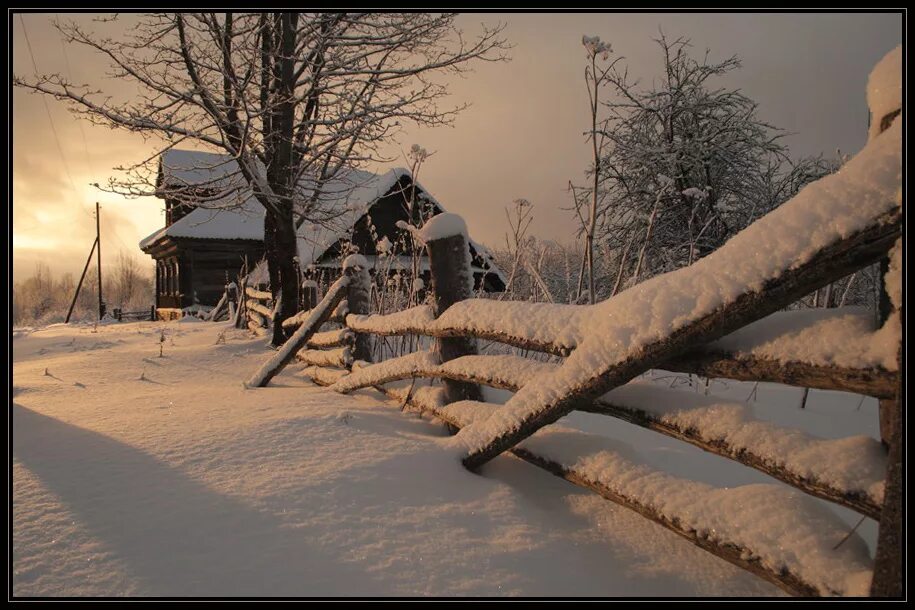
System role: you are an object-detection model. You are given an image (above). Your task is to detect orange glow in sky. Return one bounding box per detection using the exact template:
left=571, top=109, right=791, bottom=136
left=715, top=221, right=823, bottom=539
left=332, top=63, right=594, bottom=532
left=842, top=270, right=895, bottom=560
left=12, top=12, right=901, bottom=279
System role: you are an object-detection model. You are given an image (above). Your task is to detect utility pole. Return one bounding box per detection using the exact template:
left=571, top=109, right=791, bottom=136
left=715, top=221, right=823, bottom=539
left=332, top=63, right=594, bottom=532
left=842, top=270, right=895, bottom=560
left=64, top=236, right=98, bottom=323
left=96, top=201, right=105, bottom=320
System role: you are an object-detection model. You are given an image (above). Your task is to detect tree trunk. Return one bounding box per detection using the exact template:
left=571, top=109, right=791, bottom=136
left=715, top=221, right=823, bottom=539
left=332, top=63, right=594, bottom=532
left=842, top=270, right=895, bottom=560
left=264, top=11, right=300, bottom=347
left=267, top=206, right=299, bottom=345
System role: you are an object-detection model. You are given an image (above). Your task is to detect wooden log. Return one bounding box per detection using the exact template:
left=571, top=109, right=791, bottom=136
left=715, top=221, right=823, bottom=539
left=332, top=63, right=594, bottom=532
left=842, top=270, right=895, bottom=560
left=307, top=328, right=355, bottom=349
left=425, top=229, right=483, bottom=404
left=245, top=286, right=272, bottom=300
left=247, top=275, right=349, bottom=387
left=346, top=303, right=570, bottom=356
left=332, top=351, right=440, bottom=394
left=346, top=306, right=436, bottom=337
left=431, top=326, right=569, bottom=357
left=344, top=259, right=373, bottom=363
left=331, top=352, right=547, bottom=395
left=281, top=308, right=312, bottom=330
left=247, top=320, right=267, bottom=336
left=430, top=299, right=583, bottom=356
left=208, top=289, right=229, bottom=322
left=247, top=309, right=266, bottom=328
left=664, top=352, right=897, bottom=399
left=462, top=204, right=902, bottom=471
left=302, top=365, right=350, bottom=386
left=246, top=299, right=273, bottom=318
left=295, top=347, right=353, bottom=369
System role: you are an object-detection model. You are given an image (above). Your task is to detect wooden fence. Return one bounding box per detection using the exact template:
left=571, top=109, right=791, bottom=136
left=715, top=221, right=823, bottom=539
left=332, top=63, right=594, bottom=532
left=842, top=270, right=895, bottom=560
left=112, top=306, right=156, bottom=322
left=234, top=110, right=902, bottom=597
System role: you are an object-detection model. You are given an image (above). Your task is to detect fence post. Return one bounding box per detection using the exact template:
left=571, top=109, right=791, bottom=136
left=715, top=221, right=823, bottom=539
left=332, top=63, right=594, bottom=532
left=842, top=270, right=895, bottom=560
left=150, top=305, right=156, bottom=322
left=425, top=218, right=483, bottom=404
left=225, top=282, right=237, bottom=323
left=871, top=342, right=903, bottom=597
left=871, top=255, right=902, bottom=597
left=869, top=103, right=902, bottom=598
left=344, top=259, right=373, bottom=363
left=302, top=279, right=318, bottom=312
left=236, top=276, right=248, bottom=329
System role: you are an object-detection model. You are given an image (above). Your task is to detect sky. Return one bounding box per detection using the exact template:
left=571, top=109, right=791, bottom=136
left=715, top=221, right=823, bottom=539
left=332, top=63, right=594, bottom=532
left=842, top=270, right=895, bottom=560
left=12, top=12, right=901, bottom=280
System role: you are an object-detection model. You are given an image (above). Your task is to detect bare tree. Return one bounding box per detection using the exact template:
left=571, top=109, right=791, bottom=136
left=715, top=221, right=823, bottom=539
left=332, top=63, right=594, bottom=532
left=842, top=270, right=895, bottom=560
left=574, top=35, right=618, bottom=304
left=500, top=198, right=534, bottom=300
left=15, top=13, right=508, bottom=345
left=111, top=250, right=144, bottom=309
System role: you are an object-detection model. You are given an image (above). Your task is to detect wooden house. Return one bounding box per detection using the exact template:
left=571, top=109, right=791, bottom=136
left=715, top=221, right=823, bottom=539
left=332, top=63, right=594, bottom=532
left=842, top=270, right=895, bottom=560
left=140, top=150, right=505, bottom=315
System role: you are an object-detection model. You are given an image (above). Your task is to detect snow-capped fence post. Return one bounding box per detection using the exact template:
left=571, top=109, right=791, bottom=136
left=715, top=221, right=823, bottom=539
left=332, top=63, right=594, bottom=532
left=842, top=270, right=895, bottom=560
left=873, top=92, right=902, bottom=453
left=344, top=257, right=373, bottom=363
left=424, top=214, right=484, bottom=404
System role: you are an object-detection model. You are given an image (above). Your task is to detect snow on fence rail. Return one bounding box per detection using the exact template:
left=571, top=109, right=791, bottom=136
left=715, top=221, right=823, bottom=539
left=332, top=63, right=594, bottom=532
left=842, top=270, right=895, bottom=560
left=245, top=57, right=902, bottom=597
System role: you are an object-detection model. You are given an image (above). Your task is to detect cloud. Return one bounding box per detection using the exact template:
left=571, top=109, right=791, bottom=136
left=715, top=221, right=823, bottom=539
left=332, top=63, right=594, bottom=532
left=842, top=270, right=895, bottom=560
left=13, top=11, right=902, bottom=279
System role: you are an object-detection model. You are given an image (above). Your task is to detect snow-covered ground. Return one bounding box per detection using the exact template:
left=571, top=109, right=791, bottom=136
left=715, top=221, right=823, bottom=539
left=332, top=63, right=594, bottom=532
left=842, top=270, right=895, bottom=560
left=13, top=320, right=880, bottom=597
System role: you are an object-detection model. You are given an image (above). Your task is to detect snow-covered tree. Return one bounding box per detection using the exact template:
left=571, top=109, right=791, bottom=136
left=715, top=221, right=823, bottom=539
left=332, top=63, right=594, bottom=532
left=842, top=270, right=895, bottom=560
left=15, top=13, right=507, bottom=345
left=588, top=34, right=797, bottom=288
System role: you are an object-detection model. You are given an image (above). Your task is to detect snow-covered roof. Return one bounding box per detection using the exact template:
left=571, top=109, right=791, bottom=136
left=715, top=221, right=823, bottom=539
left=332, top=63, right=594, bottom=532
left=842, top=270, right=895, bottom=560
left=139, top=149, right=411, bottom=265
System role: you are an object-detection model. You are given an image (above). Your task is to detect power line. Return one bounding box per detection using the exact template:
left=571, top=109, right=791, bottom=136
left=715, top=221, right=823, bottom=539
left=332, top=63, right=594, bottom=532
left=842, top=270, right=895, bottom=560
left=56, top=13, right=96, bottom=178
left=18, top=14, right=92, bottom=218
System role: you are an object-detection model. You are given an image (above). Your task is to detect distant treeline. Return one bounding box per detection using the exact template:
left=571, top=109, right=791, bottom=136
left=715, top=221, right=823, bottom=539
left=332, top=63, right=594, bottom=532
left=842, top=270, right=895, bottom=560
left=12, top=251, right=154, bottom=326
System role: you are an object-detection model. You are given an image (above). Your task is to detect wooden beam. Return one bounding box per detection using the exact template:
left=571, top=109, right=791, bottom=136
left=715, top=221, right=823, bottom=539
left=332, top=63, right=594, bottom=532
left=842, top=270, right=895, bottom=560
left=664, top=352, right=897, bottom=399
